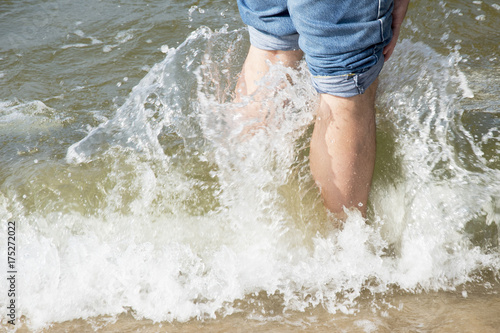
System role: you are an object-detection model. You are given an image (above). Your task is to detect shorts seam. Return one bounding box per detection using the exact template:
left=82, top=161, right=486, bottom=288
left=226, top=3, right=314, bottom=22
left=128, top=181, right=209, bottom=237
left=313, top=73, right=356, bottom=79
left=379, top=18, right=384, bottom=41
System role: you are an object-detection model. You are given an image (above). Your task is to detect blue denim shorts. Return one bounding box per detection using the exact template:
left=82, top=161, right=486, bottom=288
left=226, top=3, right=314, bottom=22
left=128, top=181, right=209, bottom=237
left=237, top=0, right=394, bottom=97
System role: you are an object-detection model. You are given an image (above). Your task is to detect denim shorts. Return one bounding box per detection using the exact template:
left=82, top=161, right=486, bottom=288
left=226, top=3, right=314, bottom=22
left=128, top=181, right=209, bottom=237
left=237, top=0, right=394, bottom=97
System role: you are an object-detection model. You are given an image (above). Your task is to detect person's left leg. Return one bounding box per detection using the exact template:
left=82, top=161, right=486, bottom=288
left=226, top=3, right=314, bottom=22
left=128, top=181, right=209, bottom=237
left=234, top=45, right=303, bottom=101
left=232, top=45, right=303, bottom=134
left=236, top=0, right=301, bottom=104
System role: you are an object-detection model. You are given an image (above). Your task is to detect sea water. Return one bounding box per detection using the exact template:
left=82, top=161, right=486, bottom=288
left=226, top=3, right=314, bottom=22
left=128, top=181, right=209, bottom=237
left=0, top=0, right=499, bottom=331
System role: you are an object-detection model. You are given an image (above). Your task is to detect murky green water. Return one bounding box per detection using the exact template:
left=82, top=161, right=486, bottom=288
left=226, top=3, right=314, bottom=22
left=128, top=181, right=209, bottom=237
left=1, top=0, right=499, bottom=331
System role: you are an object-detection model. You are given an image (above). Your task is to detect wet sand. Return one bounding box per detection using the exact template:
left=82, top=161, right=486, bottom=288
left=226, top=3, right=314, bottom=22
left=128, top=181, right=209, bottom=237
left=9, top=284, right=500, bottom=333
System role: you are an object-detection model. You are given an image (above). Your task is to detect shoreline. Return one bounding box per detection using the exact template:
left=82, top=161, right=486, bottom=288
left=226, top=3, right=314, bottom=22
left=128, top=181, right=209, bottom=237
left=8, top=286, right=500, bottom=332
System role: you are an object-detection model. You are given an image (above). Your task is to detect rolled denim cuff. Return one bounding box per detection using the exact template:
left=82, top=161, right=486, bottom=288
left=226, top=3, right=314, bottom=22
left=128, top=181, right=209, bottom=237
left=311, top=55, right=384, bottom=97
left=248, top=26, right=300, bottom=51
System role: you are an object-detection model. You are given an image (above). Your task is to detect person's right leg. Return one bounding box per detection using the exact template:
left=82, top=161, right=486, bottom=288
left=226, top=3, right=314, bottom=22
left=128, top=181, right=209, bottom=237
left=286, top=0, right=391, bottom=218
left=309, top=81, right=378, bottom=218
left=237, top=0, right=392, bottom=220
left=234, top=42, right=378, bottom=218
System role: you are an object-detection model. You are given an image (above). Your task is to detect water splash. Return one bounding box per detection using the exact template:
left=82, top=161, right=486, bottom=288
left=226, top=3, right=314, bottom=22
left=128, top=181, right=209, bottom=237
left=0, top=27, right=499, bottom=330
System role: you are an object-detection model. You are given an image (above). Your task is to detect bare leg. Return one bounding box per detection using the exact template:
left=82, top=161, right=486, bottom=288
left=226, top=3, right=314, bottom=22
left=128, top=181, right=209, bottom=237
left=309, top=81, right=378, bottom=218
left=234, top=45, right=303, bottom=101
left=235, top=45, right=378, bottom=220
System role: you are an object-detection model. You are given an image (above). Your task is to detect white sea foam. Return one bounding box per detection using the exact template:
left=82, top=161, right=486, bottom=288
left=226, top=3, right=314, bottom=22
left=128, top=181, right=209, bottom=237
left=0, top=28, right=499, bottom=330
